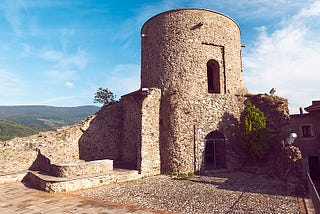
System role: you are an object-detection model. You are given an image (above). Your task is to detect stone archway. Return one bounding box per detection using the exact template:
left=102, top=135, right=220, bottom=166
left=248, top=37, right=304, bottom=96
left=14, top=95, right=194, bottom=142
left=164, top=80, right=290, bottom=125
left=204, top=131, right=226, bottom=169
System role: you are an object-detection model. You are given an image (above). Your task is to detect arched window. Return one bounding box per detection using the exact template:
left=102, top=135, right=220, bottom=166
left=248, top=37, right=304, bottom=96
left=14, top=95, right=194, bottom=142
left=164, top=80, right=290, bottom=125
left=204, top=131, right=226, bottom=169
left=207, top=60, right=220, bottom=94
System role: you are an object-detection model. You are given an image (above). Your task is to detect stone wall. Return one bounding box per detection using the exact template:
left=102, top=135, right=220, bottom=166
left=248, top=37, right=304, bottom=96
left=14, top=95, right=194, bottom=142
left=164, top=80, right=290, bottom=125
left=138, top=88, right=161, bottom=175
left=120, top=92, right=142, bottom=167
left=160, top=93, right=245, bottom=174
left=120, top=88, right=161, bottom=175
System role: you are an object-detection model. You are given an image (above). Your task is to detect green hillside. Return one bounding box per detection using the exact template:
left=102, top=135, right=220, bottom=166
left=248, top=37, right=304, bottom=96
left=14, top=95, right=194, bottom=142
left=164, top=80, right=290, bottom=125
left=0, top=105, right=100, bottom=141
left=0, top=120, right=37, bottom=141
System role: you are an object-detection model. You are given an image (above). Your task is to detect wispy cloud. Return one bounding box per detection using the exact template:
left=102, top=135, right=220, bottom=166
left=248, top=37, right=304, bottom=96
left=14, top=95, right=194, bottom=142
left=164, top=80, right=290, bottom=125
left=243, top=0, right=320, bottom=113
left=105, top=64, right=140, bottom=96
left=45, top=70, right=77, bottom=80
left=41, top=49, right=88, bottom=69
left=0, top=69, right=26, bottom=105
left=21, top=44, right=88, bottom=83
left=35, top=95, right=79, bottom=106
left=1, top=0, right=25, bottom=35
left=134, top=0, right=314, bottom=21
left=0, top=69, right=23, bottom=91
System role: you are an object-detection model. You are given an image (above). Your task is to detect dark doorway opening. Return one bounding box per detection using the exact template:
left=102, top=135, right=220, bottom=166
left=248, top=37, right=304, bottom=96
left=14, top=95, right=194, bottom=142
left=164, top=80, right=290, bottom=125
left=204, top=131, right=226, bottom=169
left=309, top=156, right=320, bottom=181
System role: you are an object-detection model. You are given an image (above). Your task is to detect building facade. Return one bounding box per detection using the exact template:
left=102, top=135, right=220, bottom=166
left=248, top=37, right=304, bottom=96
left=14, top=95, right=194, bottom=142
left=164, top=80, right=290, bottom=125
left=290, top=101, right=320, bottom=180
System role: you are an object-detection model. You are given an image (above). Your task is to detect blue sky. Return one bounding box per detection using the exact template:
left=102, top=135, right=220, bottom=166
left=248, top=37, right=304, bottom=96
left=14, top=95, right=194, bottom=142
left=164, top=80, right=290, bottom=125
left=1, top=0, right=320, bottom=113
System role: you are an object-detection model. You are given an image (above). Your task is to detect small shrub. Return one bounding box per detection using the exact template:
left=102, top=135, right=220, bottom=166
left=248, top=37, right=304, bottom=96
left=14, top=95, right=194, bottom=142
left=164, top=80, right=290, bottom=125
left=239, top=101, right=269, bottom=161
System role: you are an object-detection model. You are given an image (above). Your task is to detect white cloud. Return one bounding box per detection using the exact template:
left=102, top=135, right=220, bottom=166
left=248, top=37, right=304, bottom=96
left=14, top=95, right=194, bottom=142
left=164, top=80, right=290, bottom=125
left=65, top=81, right=74, bottom=88
left=296, top=1, right=320, bottom=17
left=243, top=0, right=320, bottom=113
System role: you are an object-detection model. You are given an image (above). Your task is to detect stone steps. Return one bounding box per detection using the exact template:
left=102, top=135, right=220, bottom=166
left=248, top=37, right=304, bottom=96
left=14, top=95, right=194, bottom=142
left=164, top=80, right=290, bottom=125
left=50, top=159, right=113, bottom=178
left=0, top=151, right=143, bottom=193
left=25, top=168, right=142, bottom=193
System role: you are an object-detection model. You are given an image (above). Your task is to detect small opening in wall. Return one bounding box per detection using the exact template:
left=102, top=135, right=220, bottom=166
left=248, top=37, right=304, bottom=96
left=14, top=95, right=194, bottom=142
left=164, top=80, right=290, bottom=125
left=191, top=22, right=203, bottom=30
left=302, top=124, right=313, bottom=138
left=207, top=60, right=220, bottom=94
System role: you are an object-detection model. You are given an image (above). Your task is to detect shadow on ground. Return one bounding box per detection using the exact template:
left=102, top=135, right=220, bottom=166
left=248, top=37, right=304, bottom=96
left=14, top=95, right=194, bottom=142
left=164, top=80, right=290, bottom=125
left=173, top=170, right=302, bottom=197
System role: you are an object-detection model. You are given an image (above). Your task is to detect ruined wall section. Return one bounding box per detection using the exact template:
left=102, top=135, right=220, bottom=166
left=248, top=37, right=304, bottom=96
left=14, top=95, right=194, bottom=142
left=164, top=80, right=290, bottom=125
left=117, top=88, right=161, bottom=175
left=79, top=103, right=122, bottom=161
left=248, top=94, right=290, bottom=145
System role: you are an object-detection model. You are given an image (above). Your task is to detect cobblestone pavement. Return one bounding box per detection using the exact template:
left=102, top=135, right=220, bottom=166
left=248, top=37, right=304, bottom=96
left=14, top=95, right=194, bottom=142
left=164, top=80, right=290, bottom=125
left=75, top=171, right=304, bottom=214
left=0, top=171, right=309, bottom=214
left=0, top=182, right=159, bottom=214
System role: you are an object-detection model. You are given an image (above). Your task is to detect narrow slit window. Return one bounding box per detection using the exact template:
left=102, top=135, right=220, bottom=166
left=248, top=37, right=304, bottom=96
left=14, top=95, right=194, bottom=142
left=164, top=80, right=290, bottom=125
left=207, top=60, right=220, bottom=93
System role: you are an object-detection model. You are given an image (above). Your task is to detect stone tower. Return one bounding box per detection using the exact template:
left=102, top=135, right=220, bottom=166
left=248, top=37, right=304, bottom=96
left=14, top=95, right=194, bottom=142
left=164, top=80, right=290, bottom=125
left=141, top=9, right=247, bottom=174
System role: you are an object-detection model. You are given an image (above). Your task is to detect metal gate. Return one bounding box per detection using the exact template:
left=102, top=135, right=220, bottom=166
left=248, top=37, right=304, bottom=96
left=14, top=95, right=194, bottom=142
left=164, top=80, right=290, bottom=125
left=204, top=137, right=226, bottom=169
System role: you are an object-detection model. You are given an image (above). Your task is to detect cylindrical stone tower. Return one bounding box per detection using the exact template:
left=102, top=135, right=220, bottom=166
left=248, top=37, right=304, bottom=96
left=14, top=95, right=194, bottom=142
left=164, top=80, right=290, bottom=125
left=141, top=8, right=247, bottom=174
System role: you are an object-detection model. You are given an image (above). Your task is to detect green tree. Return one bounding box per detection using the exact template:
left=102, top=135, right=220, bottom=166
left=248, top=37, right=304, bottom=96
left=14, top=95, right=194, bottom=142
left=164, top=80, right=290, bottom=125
left=239, top=101, right=268, bottom=161
left=93, top=87, right=117, bottom=106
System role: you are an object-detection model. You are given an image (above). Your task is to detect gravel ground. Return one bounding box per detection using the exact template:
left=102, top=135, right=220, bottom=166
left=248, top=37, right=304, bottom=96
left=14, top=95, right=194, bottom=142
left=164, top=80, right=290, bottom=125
left=74, top=171, right=300, bottom=214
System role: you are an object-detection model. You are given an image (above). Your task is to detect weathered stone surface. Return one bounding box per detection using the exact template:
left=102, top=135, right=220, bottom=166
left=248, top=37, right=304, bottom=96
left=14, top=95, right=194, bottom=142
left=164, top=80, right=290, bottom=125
left=0, top=123, right=84, bottom=174
left=140, top=9, right=248, bottom=174
left=248, top=94, right=290, bottom=145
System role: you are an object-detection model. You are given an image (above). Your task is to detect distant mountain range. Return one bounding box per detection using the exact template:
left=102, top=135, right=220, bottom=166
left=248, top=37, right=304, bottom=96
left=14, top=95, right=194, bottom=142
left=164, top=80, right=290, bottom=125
left=0, top=105, right=100, bottom=141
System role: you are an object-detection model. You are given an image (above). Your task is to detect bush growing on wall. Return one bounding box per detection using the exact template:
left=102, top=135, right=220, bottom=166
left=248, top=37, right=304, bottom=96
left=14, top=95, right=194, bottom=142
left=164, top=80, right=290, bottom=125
left=239, top=101, right=269, bottom=161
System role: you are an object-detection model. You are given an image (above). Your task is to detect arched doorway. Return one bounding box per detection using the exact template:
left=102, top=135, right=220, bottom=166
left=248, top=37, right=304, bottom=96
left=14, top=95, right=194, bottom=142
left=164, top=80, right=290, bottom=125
left=204, top=131, right=226, bottom=169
